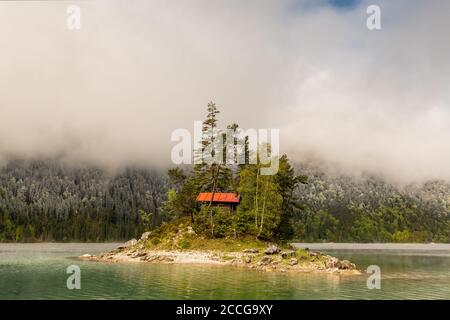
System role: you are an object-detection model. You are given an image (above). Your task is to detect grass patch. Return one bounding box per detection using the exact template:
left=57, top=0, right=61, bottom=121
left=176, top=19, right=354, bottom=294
left=143, top=217, right=276, bottom=252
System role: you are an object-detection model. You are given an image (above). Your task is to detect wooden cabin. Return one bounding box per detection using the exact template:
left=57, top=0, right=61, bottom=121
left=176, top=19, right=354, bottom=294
left=196, top=192, right=241, bottom=211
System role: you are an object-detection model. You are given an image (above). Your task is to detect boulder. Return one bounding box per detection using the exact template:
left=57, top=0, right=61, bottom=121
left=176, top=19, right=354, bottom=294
left=281, top=250, right=296, bottom=259
left=244, top=256, right=252, bottom=264
left=289, top=258, right=298, bottom=266
left=243, top=248, right=259, bottom=254
left=337, top=260, right=356, bottom=270
left=160, top=256, right=174, bottom=263
left=325, top=257, right=339, bottom=269
left=140, top=232, right=152, bottom=241
left=123, top=238, right=137, bottom=247
left=264, top=245, right=281, bottom=255
left=258, top=256, right=273, bottom=265
left=134, top=252, right=147, bottom=258
left=309, top=251, right=321, bottom=257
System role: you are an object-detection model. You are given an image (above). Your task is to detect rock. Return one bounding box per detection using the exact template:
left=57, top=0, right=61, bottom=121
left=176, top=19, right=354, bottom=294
left=160, top=256, right=174, bottom=263
left=80, top=254, right=92, bottom=258
left=264, top=245, right=281, bottom=255
left=186, top=226, right=196, bottom=235
left=309, top=251, right=321, bottom=257
left=243, top=248, right=259, bottom=254
left=123, top=238, right=137, bottom=248
left=258, top=256, right=273, bottom=265
left=281, top=250, right=296, bottom=259
left=289, top=258, right=298, bottom=266
left=134, top=252, right=147, bottom=258
left=323, top=256, right=356, bottom=270
left=140, top=232, right=152, bottom=241
left=244, top=256, right=252, bottom=264
left=325, top=256, right=339, bottom=269
left=337, top=260, right=356, bottom=270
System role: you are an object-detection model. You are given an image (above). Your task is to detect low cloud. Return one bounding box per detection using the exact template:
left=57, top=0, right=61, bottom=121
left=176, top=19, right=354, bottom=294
left=0, top=0, right=449, bottom=182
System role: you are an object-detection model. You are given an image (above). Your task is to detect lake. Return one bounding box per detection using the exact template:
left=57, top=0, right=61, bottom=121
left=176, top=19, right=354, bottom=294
left=0, top=243, right=449, bottom=299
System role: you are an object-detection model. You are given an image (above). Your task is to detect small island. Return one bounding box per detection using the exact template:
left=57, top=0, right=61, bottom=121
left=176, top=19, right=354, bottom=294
left=81, top=218, right=360, bottom=275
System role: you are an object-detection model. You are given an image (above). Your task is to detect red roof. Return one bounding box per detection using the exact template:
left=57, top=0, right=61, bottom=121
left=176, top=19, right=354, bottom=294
left=196, top=192, right=241, bottom=203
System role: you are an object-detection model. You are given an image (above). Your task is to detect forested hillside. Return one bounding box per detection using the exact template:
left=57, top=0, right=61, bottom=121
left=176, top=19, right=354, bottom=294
left=0, top=160, right=168, bottom=242
left=0, top=160, right=449, bottom=242
left=293, top=164, right=450, bottom=242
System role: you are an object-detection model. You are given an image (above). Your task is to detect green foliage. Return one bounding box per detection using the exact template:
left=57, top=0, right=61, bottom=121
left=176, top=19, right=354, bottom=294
left=290, top=168, right=450, bottom=242
left=178, top=239, right=191, bottom=249
left=236, top=165, right=283, bottom=239
left=139, top=210, right=152, bottom=231
left=391, top=230, right=411, bottom=243
left=292, top=209, right=339, bottom=242
left=0, top=162, right=168, bottom=242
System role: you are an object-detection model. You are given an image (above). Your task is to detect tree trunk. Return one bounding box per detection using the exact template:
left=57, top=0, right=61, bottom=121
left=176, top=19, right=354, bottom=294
left=257, top=180, right=268, bottom=240
left=255, top=167, right=259, bottom=228
left=151, top=191, right=159, bottom=228
left=208, top=165, right=219, bottom=237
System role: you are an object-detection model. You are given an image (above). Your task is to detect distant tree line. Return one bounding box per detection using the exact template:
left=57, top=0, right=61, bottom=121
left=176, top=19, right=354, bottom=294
left=293, top=166, right=450, bottom=242
left=0, top=160, right=168, bottom=242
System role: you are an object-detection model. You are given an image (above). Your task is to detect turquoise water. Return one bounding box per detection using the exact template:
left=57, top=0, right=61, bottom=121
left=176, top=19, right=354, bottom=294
left=0, top=243, right=449, bottom=300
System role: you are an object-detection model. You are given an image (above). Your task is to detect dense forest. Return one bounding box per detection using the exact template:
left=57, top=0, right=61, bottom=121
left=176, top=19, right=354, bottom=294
left=0, top=161, right=169, bottom=241
left=293, top=165, right=450, bottom=242
left=0, top=104, right=449, bottom=242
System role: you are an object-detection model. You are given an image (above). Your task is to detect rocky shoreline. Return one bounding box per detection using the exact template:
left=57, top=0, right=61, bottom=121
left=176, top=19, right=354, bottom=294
left=80, top=238, right=361, bottom=275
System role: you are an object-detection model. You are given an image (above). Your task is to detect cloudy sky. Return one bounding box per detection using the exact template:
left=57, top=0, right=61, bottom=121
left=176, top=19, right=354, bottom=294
left=0, top=0, right=449, bottom=182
